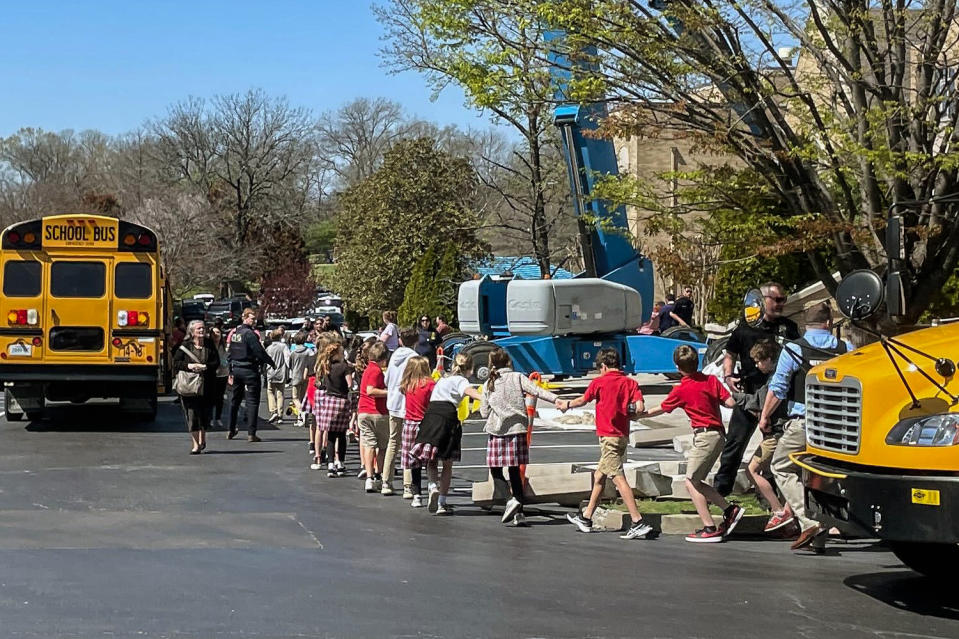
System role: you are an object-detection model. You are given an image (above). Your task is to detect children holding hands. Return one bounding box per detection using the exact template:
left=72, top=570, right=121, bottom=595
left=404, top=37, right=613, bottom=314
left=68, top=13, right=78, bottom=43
left=565, top=348, right=657, bottom=541
left=643, top=344, right=744, bottom=542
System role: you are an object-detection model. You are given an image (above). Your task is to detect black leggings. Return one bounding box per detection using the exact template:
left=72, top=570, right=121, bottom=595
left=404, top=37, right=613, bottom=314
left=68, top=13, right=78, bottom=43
left=326, top=430, right=347, bottom=464
left=490, top=466, right=525, bottom=504
left=411, top=467, right=422, bottom=495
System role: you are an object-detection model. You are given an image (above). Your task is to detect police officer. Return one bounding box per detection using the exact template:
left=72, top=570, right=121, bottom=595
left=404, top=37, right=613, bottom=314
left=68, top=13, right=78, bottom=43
left=714, top=281, right=800, bottom=495
left=759, top=302, right=854, bottom=553
left=227, top=308, right=274, bottom=442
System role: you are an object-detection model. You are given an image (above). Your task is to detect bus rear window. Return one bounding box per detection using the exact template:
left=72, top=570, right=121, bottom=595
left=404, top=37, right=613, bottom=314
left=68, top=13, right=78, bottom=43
left=3, top=261, right=41, bottom=297
left=115, top=263, right=152, bottom=299
left=49, top=327, right=105, bottom=351
left=51, top=262, right=105, bottom=298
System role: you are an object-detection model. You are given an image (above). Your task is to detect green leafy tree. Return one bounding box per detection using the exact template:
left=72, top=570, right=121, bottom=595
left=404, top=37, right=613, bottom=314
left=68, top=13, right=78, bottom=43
left=399, top=244, right=464, bottom=325
left=538, top=0, right=959, bottom=323
left=376, top=0, right=573, bottom=277
left=330, top=137, right=489, bottom=316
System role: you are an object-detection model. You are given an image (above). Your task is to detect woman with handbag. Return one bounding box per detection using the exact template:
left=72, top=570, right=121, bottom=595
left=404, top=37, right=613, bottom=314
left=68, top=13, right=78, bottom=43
left=173, top=320, right=219, bottom=454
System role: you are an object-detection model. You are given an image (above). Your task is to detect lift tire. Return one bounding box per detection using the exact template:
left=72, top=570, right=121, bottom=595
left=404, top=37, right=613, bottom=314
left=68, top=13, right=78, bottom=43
left=704, top=336, right=730, bottom=368
left=439, top=333, right=473, bottom=372
left=460, top=341, right=499, bottom=384
left=890, top=541, right=959, bottom=580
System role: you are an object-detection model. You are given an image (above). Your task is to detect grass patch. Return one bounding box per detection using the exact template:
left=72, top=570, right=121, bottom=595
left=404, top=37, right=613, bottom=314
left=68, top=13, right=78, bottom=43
left=607, top=493, right=769, bottom=516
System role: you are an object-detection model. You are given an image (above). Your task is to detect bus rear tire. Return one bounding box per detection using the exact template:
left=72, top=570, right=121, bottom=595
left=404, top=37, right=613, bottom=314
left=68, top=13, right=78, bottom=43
left=890, top=541, right=959, bottom=580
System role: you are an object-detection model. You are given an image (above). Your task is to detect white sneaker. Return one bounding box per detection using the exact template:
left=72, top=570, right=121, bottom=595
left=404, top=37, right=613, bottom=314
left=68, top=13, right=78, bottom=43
left=402, top=484, right=414, bottom=499
left=411, top=495, right=424, bottom=508
left=502, top=498, right=522, bottom=524
left=365, top=478, right=375, bottom=493
left=357, top=469, right=367, bottom=479
left=435, top=503, right=452, bottom=516
left=327, top=464, right=336, bottom=478
left=511, top=513, right=528, bottom=527
left=427, top=487, right=440, bottom=513
left=309, top=462, right=322, bottom=471
left=381, top=482, right=394, bottom=496
left=373, top=478, right=383, bottom=492
left=215, top=418, right=223, bottom=428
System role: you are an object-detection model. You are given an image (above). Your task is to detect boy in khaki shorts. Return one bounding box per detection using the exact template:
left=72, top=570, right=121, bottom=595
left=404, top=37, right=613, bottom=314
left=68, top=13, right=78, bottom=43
left=565, top=348, right=657, bottom=540
left=645, top=345, right=742, bottom=543
left=738, top=341, right=794, bottom=533
left=357, top=342, right=390, bottom=493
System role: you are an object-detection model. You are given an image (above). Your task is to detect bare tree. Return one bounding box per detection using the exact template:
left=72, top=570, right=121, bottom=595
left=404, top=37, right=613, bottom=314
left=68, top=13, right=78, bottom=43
left=316, top=97, right=413, bottom=187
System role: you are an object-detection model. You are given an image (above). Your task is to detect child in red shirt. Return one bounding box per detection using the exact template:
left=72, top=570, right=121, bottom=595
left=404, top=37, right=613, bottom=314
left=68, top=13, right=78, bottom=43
left=645, top=344, right=742, bottom=543
left=564, top=348, right=656, bottom=540
left=357, top=342, right=390, bottom=493
left=400, top=356, right=435, bottom=508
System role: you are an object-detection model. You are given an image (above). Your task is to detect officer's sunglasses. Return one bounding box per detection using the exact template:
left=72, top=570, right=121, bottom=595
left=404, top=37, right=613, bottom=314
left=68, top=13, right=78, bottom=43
left=765, top=295, right=787, bottom=304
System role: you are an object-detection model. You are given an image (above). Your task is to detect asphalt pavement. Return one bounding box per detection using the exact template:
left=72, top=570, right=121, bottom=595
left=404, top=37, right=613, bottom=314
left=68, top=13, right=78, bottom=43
left=0, top=392, right=957, bottom=639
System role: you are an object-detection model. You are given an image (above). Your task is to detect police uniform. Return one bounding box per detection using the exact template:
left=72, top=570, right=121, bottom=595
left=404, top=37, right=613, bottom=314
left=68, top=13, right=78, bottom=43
left=227, top=324, right=275, bottom=437
left=714, top=315, right=800, bottom=495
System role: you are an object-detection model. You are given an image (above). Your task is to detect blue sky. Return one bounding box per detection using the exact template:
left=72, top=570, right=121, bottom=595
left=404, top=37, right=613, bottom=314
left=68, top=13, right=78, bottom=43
left=0, top=1, right=489, bottom=137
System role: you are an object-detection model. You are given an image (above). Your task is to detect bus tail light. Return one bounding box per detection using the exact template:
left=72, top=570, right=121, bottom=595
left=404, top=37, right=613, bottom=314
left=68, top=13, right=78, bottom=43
left=117, top=311, right=149, bottom=327
left=6, top=309, right=38, bottom=325
left=31, top=337, right=42, bottom=347
left=112, top=338, right=122, bottom=347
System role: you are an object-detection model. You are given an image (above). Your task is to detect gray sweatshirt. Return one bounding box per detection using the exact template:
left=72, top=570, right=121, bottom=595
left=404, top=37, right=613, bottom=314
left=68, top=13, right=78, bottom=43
left=480, top=369, right=558, bottom=436
left=266, top=341, right=290, bottom=383
left=288, top=345, right=315, bottom=385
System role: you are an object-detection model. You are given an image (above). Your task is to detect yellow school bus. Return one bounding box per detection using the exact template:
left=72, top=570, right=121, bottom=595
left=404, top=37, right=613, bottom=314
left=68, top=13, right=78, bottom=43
left=0, top=214, right=169, bottom=421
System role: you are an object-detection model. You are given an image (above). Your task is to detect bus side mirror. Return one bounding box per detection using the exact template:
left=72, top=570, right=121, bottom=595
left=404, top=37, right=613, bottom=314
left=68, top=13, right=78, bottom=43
left=743, top=289, right=764, bottom=327
left=835, top=270, right=884, bottom=320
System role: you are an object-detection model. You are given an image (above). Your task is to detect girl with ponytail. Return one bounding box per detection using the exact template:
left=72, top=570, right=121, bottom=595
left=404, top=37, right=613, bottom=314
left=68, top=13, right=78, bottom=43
left=480, top=348, right=563, bottom=526
left=313, top=342, right=354, bottom=476
left=410, top=352, right=483, bottom=515
left=399, top=356, right=435, bottom=507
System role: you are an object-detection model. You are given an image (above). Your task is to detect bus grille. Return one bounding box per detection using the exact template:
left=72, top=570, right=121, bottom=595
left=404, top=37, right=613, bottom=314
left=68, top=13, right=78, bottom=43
left=805, top=376, right=862, bottom=454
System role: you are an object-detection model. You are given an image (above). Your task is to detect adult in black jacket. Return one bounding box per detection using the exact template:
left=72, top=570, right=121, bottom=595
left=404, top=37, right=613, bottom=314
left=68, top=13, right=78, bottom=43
left=414, top=315, right=441, bottom=369
left=714, top=282, right=799, bottom=495
left=227, top=308, right=275, bottom=442
left=174, top=320, right=219, bottom=454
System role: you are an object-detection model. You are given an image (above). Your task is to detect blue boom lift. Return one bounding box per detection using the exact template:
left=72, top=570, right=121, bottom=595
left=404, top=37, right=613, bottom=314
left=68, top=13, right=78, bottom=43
left=453, top=34, right=707, bottom=382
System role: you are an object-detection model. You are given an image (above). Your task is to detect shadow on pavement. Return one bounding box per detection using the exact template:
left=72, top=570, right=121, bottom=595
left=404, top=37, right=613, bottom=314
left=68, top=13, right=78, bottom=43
left=844, top=570, right=959, bottom=620
left=202, top=449, right=284, bottom=455
left=24, top=405, right=184, bottom=433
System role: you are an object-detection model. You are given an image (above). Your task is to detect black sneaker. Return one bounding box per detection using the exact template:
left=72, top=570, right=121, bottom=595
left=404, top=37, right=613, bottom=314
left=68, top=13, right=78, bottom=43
left=566, top=512, right=593, bottom=533
left=722, top=504, right=745, bottom=537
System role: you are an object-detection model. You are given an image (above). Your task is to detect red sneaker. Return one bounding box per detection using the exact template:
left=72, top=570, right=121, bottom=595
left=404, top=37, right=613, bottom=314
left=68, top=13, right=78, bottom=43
left=764, top=510, right=795, bottom=532
left=722, top=504, right=745, bottom=536
left=685, top=527, right=724, bottom=543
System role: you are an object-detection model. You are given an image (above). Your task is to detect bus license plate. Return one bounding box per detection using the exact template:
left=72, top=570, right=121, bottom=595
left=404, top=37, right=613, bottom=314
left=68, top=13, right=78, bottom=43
left=911, top=488, right=940, bottom=506
left=7, top=343, right=32, bottom=357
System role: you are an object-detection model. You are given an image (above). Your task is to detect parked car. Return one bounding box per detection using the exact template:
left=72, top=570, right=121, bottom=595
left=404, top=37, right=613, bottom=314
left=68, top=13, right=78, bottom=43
left=179, top=299, right=207, bottom=323
left=192, top=293, right=214, bottom=307
left=205, top=298, right=255, bottom=329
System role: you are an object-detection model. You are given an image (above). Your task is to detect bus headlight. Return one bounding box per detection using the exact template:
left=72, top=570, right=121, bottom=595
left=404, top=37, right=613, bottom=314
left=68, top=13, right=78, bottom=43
left=886, top=414, right=959, bottom=446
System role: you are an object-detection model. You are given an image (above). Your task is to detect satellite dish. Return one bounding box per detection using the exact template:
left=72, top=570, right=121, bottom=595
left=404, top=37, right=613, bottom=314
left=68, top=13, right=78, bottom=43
left=835, top=270, right=884, bottom=319
left=743, top=289, right=764, bottom=327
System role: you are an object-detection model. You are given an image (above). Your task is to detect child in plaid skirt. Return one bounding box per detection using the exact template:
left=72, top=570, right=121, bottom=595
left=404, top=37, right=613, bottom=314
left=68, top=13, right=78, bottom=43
left=399, top=356, right=435, bottom=508
left=410, top=352, right=483, bottom=515
left=315, top=341, right=354, bottom=477
left=480, top=348, right=562, bottom=526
